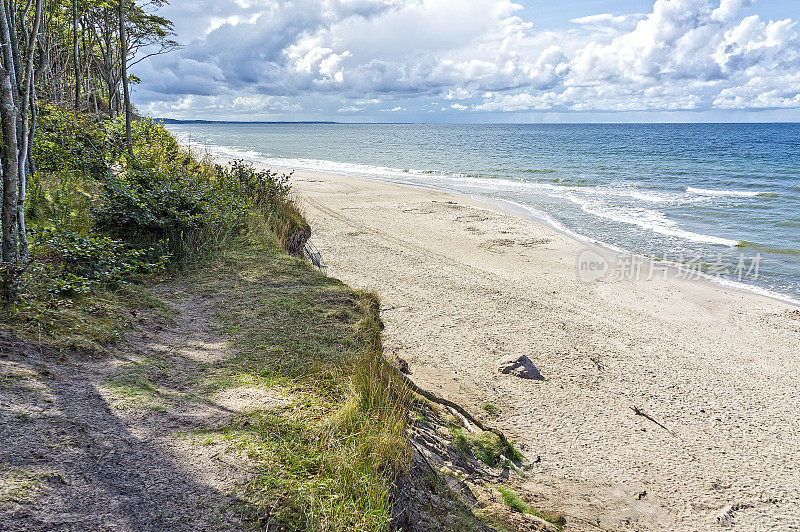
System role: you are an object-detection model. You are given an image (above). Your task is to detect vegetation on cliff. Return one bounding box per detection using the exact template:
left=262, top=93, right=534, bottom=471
left=0, top=2, right=543, bottom=529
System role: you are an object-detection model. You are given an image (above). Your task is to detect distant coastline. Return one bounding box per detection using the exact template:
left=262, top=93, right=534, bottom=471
left=158, top=118, right=340, bottom=125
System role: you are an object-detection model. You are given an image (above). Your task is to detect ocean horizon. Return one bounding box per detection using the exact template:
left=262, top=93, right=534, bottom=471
left=167, top=122, right=800, bottom=304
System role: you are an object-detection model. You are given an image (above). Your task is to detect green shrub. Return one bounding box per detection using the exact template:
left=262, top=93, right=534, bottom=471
left=213, top=160, right=291, bottom=209
left=33, top=103, right=107, bottom=180
left=19, top=105, right=311, bottom=310
left=26, top=170, right=95, bottom=234
left=94, top=169, right=212, bottom=240
left=30, top=229, right=166, bottom=296
left=28, top=104, right=107, bottom=232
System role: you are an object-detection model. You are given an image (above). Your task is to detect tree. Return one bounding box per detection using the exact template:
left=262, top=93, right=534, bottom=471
left=35, top=0, right=176, bottom=119
left=119, top=0, right=132, bottom=156
left=0, top=0, right=177, bottom=301
left=0, top=0, right=44, bottom=300
left=73, top=0, right=81, bottom=109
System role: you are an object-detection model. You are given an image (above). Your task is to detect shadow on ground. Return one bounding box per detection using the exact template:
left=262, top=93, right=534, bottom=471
left=0, top=326, right=251, bottom=531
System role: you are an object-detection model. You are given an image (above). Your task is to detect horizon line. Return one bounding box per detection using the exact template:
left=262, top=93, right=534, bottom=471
left=159, top=118, right=800, bottom=126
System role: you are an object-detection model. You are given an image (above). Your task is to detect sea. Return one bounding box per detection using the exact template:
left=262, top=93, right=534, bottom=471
left=165, top=122, right=800, bottom=305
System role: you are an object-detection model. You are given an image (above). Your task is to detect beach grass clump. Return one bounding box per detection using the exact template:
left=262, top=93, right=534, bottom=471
left=482, top=402, right=499, bottom=415
left=449, top=425, right=524, bottom=468
left=495, top=485, right=566, bottom=529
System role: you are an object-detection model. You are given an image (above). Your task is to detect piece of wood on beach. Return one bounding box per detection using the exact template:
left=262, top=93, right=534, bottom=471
left=631, top=405, right=681, bottom=439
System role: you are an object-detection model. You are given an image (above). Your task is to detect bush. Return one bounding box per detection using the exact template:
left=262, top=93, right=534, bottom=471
left=33, top=103, right=107, bottom=180
left=21, top=106, right=312, bottom=305
left=214, top=162, right=310, bottom=254
left=27, top=104, right=108, bottom=232
left=94, top=168, right=212, bottom=240
left=30, top=229, right=166, bottom=296
left=213, top=160, right=292, bottom=211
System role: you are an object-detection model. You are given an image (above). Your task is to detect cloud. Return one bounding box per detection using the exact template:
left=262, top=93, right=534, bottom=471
left=711, top=0, right=754, bottom=22
left=135, top=0, right=800, bottom=119
left=143, top=94, right=301, bottom=117
left=570, top=13, right=644, bottom=27
left=443, top=87, right=473, bottom=100
left=475, top=92, right=556, bottom=111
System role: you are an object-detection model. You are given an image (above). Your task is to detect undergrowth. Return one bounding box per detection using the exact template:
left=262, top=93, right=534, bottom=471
left=449, top=425, right=524, bottom=468
left=7, top=105, right=307, bottom=349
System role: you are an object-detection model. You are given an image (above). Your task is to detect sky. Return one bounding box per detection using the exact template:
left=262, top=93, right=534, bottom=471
left=135, top=0, right=800, bottom=122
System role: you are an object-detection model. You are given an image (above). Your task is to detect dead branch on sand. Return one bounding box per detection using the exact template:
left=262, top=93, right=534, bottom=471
left=632, top=405, right=681, bottom=440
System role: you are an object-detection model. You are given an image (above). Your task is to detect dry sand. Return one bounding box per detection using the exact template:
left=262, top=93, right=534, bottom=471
left=281, top=167, right=799, bottom=531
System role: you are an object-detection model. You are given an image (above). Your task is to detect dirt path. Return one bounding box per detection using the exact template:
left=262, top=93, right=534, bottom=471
left=0, top=286, right=252, bottom=531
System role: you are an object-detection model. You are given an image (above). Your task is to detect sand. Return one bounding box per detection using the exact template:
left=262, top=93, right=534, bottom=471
left=269, top=166, right=799, bottom=530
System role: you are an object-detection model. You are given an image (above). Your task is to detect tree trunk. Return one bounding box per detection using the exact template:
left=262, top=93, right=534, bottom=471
left=0, top=1, right=17, bottom=95
left=5, top=1, right=21, bottom=92
left=0, top=67, right=19, bottom=266
left=17, top=0, right=43, bottom=263
left=118, top=0, right=133, bottom=158
left=73, top=0, right=81, bottom=110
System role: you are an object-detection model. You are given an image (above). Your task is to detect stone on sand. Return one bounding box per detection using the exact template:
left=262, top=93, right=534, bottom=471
left=498, top=354, right=543, bottom=380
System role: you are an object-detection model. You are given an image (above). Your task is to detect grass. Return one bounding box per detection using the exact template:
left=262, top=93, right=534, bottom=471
left=7, top=283, right=169, bottom=351
left=102, top=356, right=182, bottom=411
left=0, top=369, right=30, bottom=390
left=482, top=402, right=499, bottom=416
left=449, top=425, right=524, bottom=468
left=0, top=467, right=62, bottom=507
left=495, top=485, right=566, bottom=530
left=188, top=237, right=411, bottom=530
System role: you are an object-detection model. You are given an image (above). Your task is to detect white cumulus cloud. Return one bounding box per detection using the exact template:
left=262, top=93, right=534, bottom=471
left=136, top=0, right=800, bottom=119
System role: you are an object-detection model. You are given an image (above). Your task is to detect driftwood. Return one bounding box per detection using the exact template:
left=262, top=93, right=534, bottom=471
left=632, top=405, right=680, bottom=439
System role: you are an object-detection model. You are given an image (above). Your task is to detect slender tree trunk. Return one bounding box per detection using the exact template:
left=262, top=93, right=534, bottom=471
left=118, top=0, right=133, bottom=157
left=72, top=0, right=80, bottom=109
left=0, top=1, right=17, bottom=94
left=26, top=85, right=35, bottom=174
left=17, top=0, right=43, bottom=263
left=0, top=0, right=18, bottom=269
left=6, top=1, right=21, bottom=91
left=0, top=67, right=19, bottom=266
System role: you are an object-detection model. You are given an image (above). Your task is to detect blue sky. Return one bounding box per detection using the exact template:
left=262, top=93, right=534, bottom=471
left=136, top=1, right=800, bottom=122
left=517, top=0, right=798, bottom=30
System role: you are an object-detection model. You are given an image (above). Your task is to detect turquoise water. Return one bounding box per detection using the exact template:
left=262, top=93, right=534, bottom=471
left=167, top=123, right=800, bottom=303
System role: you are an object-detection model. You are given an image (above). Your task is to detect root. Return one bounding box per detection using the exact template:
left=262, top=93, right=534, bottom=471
left=395, top=369, right=514, bottom=451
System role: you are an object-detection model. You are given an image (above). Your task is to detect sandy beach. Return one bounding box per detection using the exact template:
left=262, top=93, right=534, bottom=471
left=267, top=168, right=800, bottom=531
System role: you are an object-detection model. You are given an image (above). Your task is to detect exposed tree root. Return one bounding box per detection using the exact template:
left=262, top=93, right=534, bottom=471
left=394, top=368, right=515, bottom=453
